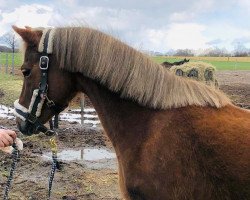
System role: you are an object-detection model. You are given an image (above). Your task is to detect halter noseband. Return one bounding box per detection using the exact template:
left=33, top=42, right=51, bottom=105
left=14, top=28, right=65, bottom=136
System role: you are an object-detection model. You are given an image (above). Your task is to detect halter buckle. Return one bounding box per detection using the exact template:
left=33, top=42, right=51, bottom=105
left=39, top=56, right=49, bottom=70
left=27, top=114, right=37, bottom=124
left=47, top=99, right=55, bottom=108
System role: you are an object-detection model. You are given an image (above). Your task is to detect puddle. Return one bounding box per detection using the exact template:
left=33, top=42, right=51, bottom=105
left=0, top=105, right=14, bottom=119
left=42, top=147, right=117, bottom=169
left=70, top=108, right=96, bottom=113
left=59, top=112, right=100, bottom=127
left=0, top=105, right=100, bottom=127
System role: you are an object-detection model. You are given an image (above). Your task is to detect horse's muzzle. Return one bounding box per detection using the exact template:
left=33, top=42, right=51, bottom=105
left=17, top=120, right=39, bottom=136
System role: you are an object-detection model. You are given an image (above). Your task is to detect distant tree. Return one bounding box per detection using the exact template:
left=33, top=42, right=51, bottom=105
left=1, top=31, right=18, bottom=54
left=0, top=45, right=12, bottom=52
left=233, top=43, right=249, bottom=57
left=165, top=49, right=176, bottom=56
left=0, top=31, right=18, bottom=74
left=174, top=49, right=194, bottom=57
left=202, top=47, right=230, bottom=57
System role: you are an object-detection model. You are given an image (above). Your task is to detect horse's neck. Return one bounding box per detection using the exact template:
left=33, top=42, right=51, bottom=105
left=76, top=74, right=155, bottom=149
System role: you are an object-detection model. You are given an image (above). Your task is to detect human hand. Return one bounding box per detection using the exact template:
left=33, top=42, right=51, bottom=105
left=0, top=129, right=17, bottom=147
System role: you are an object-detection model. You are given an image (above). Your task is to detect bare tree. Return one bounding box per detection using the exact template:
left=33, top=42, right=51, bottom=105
left=202, top=47, right=230, bottom=57
left=1, top=31, right=18, bottom=74
left=233, top=43, right=249, bottom=57
left=2, top=32, right=17, bottom=53
left=174, top=49, right=194, bottom=57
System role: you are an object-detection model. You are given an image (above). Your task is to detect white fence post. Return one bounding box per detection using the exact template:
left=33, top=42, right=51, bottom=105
left=80, top=94, right=85, bottom=125
left=11, top=52, right=14, bottom=74
left=5, top=53, right=8, bottom=74
left=0, top=52, right=2, bottom=71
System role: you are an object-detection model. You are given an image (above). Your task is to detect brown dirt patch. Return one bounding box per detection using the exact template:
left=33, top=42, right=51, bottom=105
left=216, top=70, right=250, bottom=108
left=0, top=119, right=120, bottom=200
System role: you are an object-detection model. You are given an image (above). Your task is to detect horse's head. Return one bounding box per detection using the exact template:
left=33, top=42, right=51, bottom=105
left=13, top=26, right=77, bottom=135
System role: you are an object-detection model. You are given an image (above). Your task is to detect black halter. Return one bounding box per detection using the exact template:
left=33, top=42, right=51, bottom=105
left=14, top=29, right=66, bottom=136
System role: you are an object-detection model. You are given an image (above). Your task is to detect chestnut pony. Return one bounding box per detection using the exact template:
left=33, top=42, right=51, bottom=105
left=13, top=26, right=249, bottom=200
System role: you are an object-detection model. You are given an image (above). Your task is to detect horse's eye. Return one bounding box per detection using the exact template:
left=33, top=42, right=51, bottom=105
left=22, top=69, right=31, bottom=77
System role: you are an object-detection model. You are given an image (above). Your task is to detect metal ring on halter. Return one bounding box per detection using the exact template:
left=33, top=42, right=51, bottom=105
left=39, top=56, right=49, bottom=70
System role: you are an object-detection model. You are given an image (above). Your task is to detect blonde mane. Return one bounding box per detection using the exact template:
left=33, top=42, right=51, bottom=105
left=51, top=27, right=231, bottom=109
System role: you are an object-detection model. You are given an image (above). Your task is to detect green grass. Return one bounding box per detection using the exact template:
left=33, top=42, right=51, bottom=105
left=1, top=53, right=250, bottom=70
left=153, top=57, right=179, bottom=63
left=152, top=56, right=250, bottom=70
left=203, top=61, right=250, bottom=70
left=0, top=52, right=23, bottom=67
left=0, top=73, right=23, bottom=106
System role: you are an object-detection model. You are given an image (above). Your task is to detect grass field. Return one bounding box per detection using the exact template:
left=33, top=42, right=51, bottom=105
left=0, top=53, right=250, bottom=70
left=152, top=56, right=250, bottom=70
left=0, top=73, right=22, bottom=106
left=0, top=52, right=23, bottom=67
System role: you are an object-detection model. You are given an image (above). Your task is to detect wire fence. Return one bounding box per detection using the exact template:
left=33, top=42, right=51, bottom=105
left=0, top=52, right=23, bottom=75
left=0, top=52, right=14, bottom=74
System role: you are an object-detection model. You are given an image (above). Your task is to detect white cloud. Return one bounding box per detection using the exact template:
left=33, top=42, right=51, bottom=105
left=69, top=7, right=143, bottom=31
left=60, top=0, right=78, bottom=6
left=0, top=0, right=20, bottom=9
left=167, top=23, right=208, bottom=49
left=169, top=0, right=215, bottom=23
left=192, top=0, right=215, bottom=11
left=238, top=0, right=250, bottom=9
left=169, top=12, right=195, bottom=22
left=203, top=23, right=250, bottom=49
left=0, top=0, right=249, bottom=52
left=141, top=23, right=208, bottom=51
left=0, top=4, right=53, bottom=35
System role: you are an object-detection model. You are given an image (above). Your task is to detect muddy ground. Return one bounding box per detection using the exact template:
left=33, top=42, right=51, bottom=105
left=0, top=70, right=249, bottom=200
left=216, top=70, right=250, bottom=108
left=0, top=120, right=120, bottom=200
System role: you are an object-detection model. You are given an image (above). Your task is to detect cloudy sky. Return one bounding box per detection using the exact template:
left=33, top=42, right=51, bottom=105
left=0, top=0, right=250, bottom=52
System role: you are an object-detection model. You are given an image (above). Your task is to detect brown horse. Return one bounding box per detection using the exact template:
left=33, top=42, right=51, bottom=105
left=13, top=26, right=250, bottom=200
left=162, top=58, right=190, bottom=68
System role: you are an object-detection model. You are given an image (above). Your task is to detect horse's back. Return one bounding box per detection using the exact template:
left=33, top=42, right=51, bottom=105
left=134, top=105, right=250, bottom=199
left=182, top=105, right=250, bottom=199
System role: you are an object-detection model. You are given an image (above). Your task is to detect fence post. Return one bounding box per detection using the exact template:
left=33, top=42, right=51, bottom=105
left=54, top=114, right=59, bottom=129
left=5, top=53, right=8, bottom=74
left=80, top=94, right=85, bottom=125
left=0, top=52, right=1, bottom=71
left=11, top=52, right=14, bottom=75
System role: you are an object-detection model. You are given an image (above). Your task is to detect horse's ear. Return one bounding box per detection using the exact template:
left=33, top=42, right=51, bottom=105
left=24, top=26, right=32, bottom=30
left=12, top=25, right=42, bottom=46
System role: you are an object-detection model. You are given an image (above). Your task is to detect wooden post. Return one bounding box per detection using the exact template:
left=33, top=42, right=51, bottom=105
left=11, top=52, right=14, bottom=75
left=80, top=94, right=85, bottom=125
left=54, top=114, right=59, bottom=129
left=0, top=52, right=2, bottom=71
left=5, top=53, right=8, bottom=74
left=81, top=149, right=84, bottom=160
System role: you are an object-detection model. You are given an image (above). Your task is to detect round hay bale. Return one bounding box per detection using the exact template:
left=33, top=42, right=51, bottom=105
left=176, top=69, right=184, bottom=76
left=170, top=61, right=218, bottom=88
left=204, top=69, right=213, bottom=81
left=187, top=69, right=199, bottom=80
